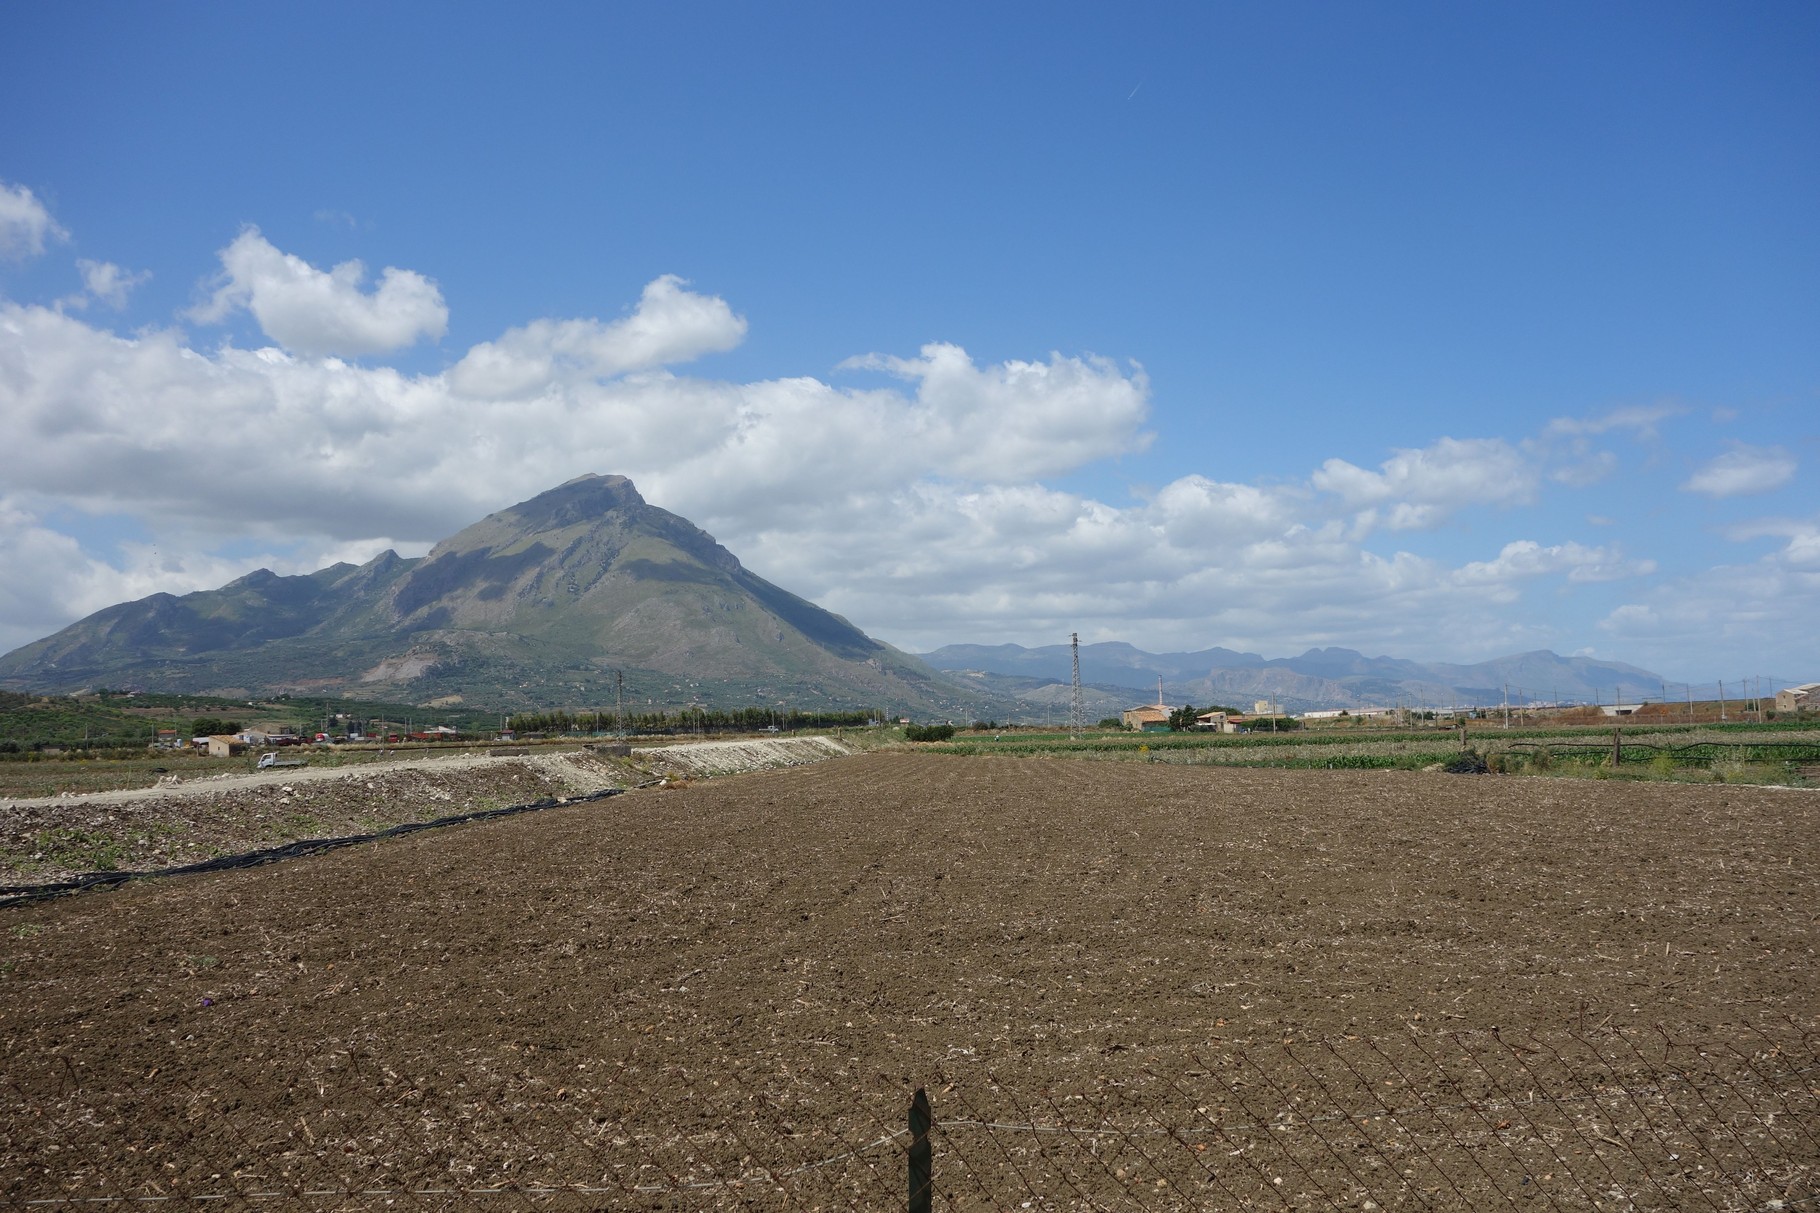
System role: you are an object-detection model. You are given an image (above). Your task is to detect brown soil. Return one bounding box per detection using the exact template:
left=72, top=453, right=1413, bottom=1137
left=2, top=754, right=1814, bottom=1209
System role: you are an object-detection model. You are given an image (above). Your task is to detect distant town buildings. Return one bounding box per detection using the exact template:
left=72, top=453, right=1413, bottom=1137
left=1300, top=707, right=1398, bottom=722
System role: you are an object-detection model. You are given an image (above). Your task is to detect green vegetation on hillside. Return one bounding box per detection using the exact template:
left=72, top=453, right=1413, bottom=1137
left=0, top=691, right=156, bottom=752
left=0, top=690, right=505, bottom=755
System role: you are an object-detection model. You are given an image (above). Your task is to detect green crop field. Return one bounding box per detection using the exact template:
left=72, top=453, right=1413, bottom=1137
left=924, top=720, right=1820, bottom=784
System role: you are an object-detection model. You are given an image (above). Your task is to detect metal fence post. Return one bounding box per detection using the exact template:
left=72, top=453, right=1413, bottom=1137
left=908, top=1087, right=933, bottom=1213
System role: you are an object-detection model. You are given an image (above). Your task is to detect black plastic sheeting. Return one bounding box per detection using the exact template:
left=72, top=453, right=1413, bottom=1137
left=0, top=787, right=623, bottom=909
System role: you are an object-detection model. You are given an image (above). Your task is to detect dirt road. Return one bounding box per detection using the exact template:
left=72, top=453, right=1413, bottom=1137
left=0, top=737, right=856, bottom=884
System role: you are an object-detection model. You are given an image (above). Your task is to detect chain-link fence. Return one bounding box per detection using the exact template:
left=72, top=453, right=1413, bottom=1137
left=6, top=1019, right=1814, bottom=1210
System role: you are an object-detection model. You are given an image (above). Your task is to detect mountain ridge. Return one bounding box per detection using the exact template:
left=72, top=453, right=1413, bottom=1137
left=919, top=641, right=1669, bottom=713
left=0, top=475, right=974, bottom=714
left=2, top=476, right=1693, bottom=717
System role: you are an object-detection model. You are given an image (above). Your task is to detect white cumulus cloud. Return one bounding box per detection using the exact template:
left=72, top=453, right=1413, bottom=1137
left=1723, top=516, right=1820, bottom=566
left=191, top=227, right=449, bottom=357
left=1544, top=402, right=1684, bottom=438
left=1599, top=552, right=1820, bottom=678
left=1312, top=437, right=1537, bottom=531
left=1455, top=540, right=1654, bottom=589
left=0, top=181, right=68, bottom=259
left=839, top=343, right=1151, bottom=482
left=448, top=274, right=746, bottom=397
left=1681, top=443, right=1797, bottom=499
left=66, top=259, right=151, bottom=310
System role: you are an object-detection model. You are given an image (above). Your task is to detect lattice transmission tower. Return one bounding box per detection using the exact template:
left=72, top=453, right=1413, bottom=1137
left=1069, top=632, right=1086, bottom=738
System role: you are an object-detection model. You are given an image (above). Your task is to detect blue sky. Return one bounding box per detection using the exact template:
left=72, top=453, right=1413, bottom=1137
left=1, top=1, right=1815, bottom=689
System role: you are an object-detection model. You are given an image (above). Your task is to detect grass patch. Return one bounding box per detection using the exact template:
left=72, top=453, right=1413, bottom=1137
left=27, top=827, right=130, bottom=872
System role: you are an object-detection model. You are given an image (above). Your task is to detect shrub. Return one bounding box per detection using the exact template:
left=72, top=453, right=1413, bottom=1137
left=904, top=724, right=956, bottom=742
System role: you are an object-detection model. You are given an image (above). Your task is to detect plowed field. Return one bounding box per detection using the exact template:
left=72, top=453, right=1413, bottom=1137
left=3, top=753, right=1815, bottom=1210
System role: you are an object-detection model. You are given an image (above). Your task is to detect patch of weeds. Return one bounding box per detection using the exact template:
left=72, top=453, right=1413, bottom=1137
left=28, top=827, right=129, bottom=872
left=1711, top=759, right=1787, bottom=786
left=9, top=923, right=45, bottom=939
left=181, top=954, right=220, bottom=976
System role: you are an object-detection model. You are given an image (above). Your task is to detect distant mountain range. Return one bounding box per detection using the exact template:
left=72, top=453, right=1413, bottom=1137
left=918, top=642, right=1667, bottom=714
left=0, top=475, right=975, bottom=715
left=1, top=473, right=1682, bottom=719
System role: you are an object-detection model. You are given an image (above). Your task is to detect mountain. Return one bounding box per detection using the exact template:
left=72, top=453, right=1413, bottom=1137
left=0, top=475, right=978, bottom=715
left=919, top=641, right=1667, bottom=713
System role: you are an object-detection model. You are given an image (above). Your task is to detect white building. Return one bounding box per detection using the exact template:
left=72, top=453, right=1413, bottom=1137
left=1775, top=683, right=1819, bottom=713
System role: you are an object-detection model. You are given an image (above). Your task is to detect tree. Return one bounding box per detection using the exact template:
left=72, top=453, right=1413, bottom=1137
left=1167, top=704, right=1199, bottom=732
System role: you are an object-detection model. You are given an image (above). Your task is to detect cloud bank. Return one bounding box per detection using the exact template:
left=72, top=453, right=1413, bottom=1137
left=0, top=218, right=1809, bottom=679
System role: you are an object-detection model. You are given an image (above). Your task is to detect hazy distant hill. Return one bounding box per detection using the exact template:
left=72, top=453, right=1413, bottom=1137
left=919, top=641, right=1666, bottom=713
left=0, top=475, right=978, bottom=715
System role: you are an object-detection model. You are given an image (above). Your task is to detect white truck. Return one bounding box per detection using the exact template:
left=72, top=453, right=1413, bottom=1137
left=256, top=752, right=309, bottom=770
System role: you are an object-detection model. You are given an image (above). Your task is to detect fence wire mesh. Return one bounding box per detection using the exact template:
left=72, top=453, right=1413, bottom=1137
left=5, top=1019, right=1814, bottom=1210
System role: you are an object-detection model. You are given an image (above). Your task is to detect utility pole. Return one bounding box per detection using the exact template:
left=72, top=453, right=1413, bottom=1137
left=1719, top=680, right=1727, bottom=722
left=1069, top=632, right=1084, bottom=740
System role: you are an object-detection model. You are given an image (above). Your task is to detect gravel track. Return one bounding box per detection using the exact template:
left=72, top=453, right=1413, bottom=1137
left=0, top=737, right=856, bottom=885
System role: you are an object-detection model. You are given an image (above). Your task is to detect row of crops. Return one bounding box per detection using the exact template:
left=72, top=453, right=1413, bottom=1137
left=931, top=722, right=1820, bottom=779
